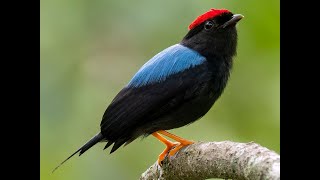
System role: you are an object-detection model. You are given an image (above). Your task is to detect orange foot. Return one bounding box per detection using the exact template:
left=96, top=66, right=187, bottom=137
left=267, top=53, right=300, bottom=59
left=152, top=132, right=180, bottom=165
left=152, top=130, right=195, bottom=165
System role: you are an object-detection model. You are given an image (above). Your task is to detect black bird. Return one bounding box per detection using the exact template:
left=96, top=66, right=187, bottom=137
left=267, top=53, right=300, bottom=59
left=53, top=8, right=243, bottom=171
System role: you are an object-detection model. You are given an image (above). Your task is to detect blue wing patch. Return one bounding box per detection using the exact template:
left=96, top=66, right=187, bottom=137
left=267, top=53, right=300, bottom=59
left=127, top=44, right=206, bottom=87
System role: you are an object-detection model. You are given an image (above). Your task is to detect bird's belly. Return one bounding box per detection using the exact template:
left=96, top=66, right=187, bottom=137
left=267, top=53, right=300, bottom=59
left=156, top=95, right=216, bottom=130
left=140, top=84, right=218, bottom=134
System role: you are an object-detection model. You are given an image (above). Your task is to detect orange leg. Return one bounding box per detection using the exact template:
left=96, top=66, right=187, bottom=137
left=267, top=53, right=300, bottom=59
left=158, top=130, right=194, bottom=156
left=152, top=132, right=180, bottom=165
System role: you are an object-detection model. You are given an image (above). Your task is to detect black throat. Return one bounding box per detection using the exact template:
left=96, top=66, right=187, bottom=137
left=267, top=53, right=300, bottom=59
left=179, top=25, right=238, bottom=96
left=179, top=23, right=238, bottom=77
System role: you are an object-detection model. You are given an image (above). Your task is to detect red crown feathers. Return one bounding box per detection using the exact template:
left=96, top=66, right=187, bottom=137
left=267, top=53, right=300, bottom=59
left=188, top=8, right=230, bottom=30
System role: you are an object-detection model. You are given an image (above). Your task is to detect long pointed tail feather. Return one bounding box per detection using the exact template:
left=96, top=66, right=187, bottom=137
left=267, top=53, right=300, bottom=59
left=52, top=133, right=104, bottom=173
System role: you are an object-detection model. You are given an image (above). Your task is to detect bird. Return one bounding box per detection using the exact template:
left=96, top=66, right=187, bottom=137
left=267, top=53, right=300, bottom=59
left=53, top=8, right=243, bottom=172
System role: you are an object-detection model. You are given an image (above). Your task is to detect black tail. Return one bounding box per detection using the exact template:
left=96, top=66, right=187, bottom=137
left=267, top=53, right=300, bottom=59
left=52, top=133, right=104, bottom=173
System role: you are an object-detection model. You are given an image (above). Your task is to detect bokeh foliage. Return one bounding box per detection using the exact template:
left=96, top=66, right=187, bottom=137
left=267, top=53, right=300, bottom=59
left=41, top=0, right=279, bottom=179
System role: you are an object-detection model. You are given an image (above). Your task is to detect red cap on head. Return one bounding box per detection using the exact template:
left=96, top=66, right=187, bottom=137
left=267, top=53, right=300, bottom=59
left=188, top=8, right=230, bottom=30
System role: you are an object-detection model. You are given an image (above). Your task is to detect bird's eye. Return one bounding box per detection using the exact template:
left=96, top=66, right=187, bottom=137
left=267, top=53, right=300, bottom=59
left=204, top=21, right=214, bottom=30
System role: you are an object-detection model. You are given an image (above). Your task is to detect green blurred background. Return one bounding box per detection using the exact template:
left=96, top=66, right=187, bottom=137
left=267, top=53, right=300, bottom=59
left=41, top=0, right=279, bottom=179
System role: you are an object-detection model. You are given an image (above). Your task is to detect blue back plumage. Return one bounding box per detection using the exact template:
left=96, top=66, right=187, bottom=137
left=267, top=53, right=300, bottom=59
left=127, top=44, right=206, bottom=87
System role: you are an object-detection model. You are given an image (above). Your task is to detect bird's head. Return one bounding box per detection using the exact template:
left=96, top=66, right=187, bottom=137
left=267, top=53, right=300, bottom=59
left=181, top=8, right=243, bottom=59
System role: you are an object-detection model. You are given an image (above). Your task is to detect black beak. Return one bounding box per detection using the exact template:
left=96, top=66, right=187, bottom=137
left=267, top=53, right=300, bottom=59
left=222, top=14, right=244, bottom=28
